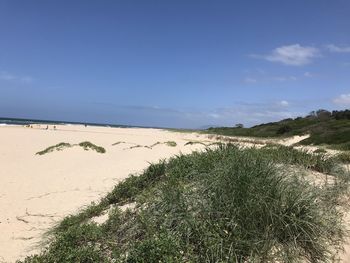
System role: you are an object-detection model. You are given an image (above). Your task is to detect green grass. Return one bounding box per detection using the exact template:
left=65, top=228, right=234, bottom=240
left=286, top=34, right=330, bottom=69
left=147, top=141, right=177, bottom=148
left=36, top=142, right=72, bottom=155
left=184, top=140, right=223, bottom=147
left=313, top=148, right=327, bottom=154
left=205, top=113, right=350, bottom=149
left=330, top=142, right=350, bottom=151
left=127, top=144, right=146, bottom=150
left=112, top=141, right=125, bottom=146
left=184, top=141, right=207, bottom=146
left=126, top=141, right=177, bottom=150
left=299, top=129, right=350, bottom=147
left=22, top=144, right=349, bottom=263
left=164, top=141, right=177, bottom=147
left=336, top=151, right=350, bottom=164
left=36, top=141, right=106, bottom=155
left=259, top=144, right=338, bottom=174
left=78, top=141, right=106, bottom=153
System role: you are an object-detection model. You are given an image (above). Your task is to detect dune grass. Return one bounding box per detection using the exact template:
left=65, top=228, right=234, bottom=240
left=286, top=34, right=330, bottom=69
left=331, top=142, right=350, bottom=151
left=128, top=144, right=146, bottom=150
left=337, top=151, right=350, bottom=164
left=22, top=144, right=349, bottom=262
left=205, top=111, right=350, bottom=150
left=164, top=141, right=177, bottom=147
left=36, top=141, right=106, bottom=155
left=313, top=148, right=327, bottom=154
left=184, top=141, right=207, bottom=146
left=184, top=140, right=222, bottom=147
left=126, top=141, right=177, bottom=150
left=259, top=144, right=338, bottom=174
left=112, top=141, right=125, bottom=146
left=36, top=142, right=72, bottom=155
left=78, top=141, right=106, bottom=153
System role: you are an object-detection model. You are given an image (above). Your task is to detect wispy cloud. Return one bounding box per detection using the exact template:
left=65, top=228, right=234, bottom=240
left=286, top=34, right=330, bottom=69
left=252, top=44, right=320, bottom=66
left=244, top=77, right=258, bottom=84
left=0, top=71, right=16, bottom=81
left=89, top=102, right=300, bottom=128
left=0, top=71, right=33, bottom=83
left=243, top=70, right=312, bottom=85
left=304, top=72, right=313, bottom=77
left=333, top=94, right=350, bottom=105
left=326, top=44, right=350, bottom=53
left=270, top=76, right=297, bottom=82
left=203, top=100, right=298, bottom=127
left=278, top=100, right=289, bottom=107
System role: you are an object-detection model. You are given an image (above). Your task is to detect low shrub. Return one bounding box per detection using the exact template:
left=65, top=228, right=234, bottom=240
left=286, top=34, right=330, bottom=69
left=36, top=142, right=72, bottom=155
left=78, top=141, right=106, bottom=153
left=21, top=145, right=348, bottom=263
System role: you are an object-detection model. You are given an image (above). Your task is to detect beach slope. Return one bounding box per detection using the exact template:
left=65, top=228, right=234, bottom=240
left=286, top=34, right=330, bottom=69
left=0, top=124, right=208, bottom=262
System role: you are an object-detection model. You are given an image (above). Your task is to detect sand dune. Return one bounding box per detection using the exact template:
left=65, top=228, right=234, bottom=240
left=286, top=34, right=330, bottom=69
left=0, top=125, right=210, bottom=262
left=0, top=125, right=348, bottom=262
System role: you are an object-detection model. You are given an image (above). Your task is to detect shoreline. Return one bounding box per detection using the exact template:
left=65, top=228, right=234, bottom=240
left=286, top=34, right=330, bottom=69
left=0, top=117, right=189, bottom=131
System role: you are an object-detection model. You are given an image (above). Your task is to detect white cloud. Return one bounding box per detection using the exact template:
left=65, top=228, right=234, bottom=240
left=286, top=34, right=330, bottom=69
left=101, top=102, right=302, bottom=128
left=279, top=100, right=289, bottom=106
left=253, top=44, right=320, bottom=66
left=271, top=76, right=297, bottom=82
left=203, top=100, right=298, bottom=127
left=21, top=76, right=34, bottom=83
left=0, top=71, right=33, bottom=83
left=304, top=72, right=312, bottom=77
left=208, top=113, right=221, bottom=119
left=333, top=94, right=350, bottom=105
left=244, top=77, right=257, bottom=84
left=244, top=75, right=298, bottom=84
left=326, top=44, right=350, bottom=53
left=0, top=72, right=16, bottom=80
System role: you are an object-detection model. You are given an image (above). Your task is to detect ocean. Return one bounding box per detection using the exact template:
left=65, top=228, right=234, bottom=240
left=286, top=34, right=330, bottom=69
left=0, top=117, right=132, bottom=128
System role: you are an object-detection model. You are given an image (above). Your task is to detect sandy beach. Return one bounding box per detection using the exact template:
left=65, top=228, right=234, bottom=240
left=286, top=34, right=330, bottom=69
left=1, top=124, right=349, bottom=262
left=0, top=124, right=210, bottom=262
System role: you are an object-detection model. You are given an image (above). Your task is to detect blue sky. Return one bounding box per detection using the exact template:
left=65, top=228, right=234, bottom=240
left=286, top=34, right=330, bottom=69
left=0, top=0, right=349, bottom=128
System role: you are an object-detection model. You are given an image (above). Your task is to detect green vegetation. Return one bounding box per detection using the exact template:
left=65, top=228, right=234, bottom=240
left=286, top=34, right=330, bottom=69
left=206, top=109, right=350, bottom=149
left=112, top=141, right=125, bottom=146
left=147, top=141, right=177, bottom=148
left=126, top=141, right=178, bottom=150
left=79, top=141, right=106, bottom=153
left=36, top=142, right=72, bottom=155
left=314, top=148, right=327, bottom=154
left=259, top=144, right=338, bottom=174
left=164, top=141, right=177, bottom=147
left=22, top=144, right=349, bottom=262
left=36, top=141, right=106, bottom=155
left=330, top=142, right=350, bottom=151
left=336, top=151, right=350, bottom=164
left=128, top=144, right=146, bottom=150
left=184, top=140, right=224, bottom=147
left=184, top=141, right=207, bottom=146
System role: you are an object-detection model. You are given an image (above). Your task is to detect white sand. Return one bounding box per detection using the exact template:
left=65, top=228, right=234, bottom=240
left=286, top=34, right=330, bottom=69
left=278, top=134, right=310, bottom=146
left=0, top=124, right=210, bottom=262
